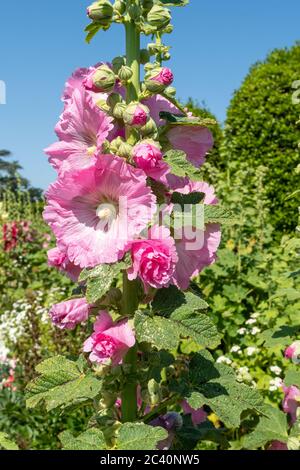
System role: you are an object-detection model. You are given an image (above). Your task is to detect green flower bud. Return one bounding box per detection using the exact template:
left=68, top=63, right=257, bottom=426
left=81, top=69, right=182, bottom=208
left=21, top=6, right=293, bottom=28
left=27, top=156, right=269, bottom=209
left=164, top=24, right=174, bottom=34
left=118, top=65, right=133, bottom=83
left=118, top=142, right=133, bottom=159
left=112, top=56, right=125, bottom=74
left=112, top=102, right=126, bottom=120
left=147, top=5, right=171, bottom=30
left=110, top=136, right=124, bottom=154
left=107, top=92, right=122, bottom=109
left=140, top=49, right=150, bottom=65
left=123, top=102, right=150, bottom=128
left=92, top=64, right=116, bottom=92
left=102, top=139, right=111, bottom=153
left=163, top=52, right=171, bottom=61
left=87, top=1, right=114, bottom=24
left=148, top=379, right=161, bottom=406
left=142, top=0, right=154, bottom=13
left=113, top=0, right=126, bottom=15
left=128, top=3, right=141, bottom=20
left=139, top=117, right=158, bottom=138
left=165, top=86, right=176, bottom=97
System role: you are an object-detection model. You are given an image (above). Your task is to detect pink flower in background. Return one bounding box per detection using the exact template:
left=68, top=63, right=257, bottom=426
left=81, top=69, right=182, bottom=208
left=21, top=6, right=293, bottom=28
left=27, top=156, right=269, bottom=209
left=128, top=225, right=178, bottom=291
left=133, top=142, right=170, bottom=182
left=44, top=155, right=156, bottom=268
left=45, top=89, right=113, bottom=176
left=181, top=401, right=207, bottom=426
left=282, top=385, right=300, bottom=424
left=285, top=341, right=300, bottom=363
left=47, top=246, right=81, bottom=282
left=49, top=298, right=90, bottom=330
left=83, top=311, right=135, bottom=365
left=167, top=126, right=214, bottom=168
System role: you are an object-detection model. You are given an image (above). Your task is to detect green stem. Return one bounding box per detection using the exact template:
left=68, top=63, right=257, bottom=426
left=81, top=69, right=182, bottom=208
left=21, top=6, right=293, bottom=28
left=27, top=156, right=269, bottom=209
left=121, top=3, right=141, bottom=423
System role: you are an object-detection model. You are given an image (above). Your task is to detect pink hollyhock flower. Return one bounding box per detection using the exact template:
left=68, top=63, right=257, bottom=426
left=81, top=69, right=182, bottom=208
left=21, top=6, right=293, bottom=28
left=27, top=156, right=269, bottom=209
left=132, top=141, right=170, bottom=182
left=63, top=66, right=97, bottom=104
left=144, top=94, right=179, bottom=126
left=49, top=298, right=90, bottom=330
left=44, top=155, right=156, bottom=268
left=285, top=341, right=300, bottom=364
left=83, top=311, right=135, bottom=365
left=268, top=441, right=288, bottom=451
left=124, top=103, right=150, bottom=127
left=47, top=246, right=81, bottom=282
left=45, top=89, right=113, bottom=176
left=181, top=400, right=207, bottom=426
left=167, top=126, right=214, bottom=168
left=151, top=67, right=174, bottom=86
left=127, top=225, right=178, bottom=291
left=283, top=385, right=300, bottom=424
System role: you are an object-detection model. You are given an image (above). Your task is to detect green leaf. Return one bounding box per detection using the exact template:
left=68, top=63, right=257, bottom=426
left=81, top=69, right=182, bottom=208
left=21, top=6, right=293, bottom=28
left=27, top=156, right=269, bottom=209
left=163, top=150, right=202, bottom=180
left=171, top=191, right=205, bottom=208
left=271, top=288, right=300, bottom=301
left=59, top=429, right=106, bottom=450
left=204, top=205, right=236, bottom=225
left=116, top=423, right=168, bottom=450
left=186, top=351, right=264, bottom=428
left=26, top=356, right=102, bottom=411
left=260, top=325, right=300, bottom=349
left=160, top=111, right=216, bottom=127
left=242, top=406, right=288, bottom=449
left=135, top=311, right=179, bottom=350
left=0, top=433, right=19, bottom=450
left=85, top=23, right=103, bottom=44
left=152, top=285, right=208, bottom=316
left=79, top=255, right=131, bottom=303
left=284, top=369, right=300, bottom=388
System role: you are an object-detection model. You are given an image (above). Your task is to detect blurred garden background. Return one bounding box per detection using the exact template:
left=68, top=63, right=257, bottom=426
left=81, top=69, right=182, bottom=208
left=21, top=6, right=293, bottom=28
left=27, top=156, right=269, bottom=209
left=0, top=0, right=299, bottom=450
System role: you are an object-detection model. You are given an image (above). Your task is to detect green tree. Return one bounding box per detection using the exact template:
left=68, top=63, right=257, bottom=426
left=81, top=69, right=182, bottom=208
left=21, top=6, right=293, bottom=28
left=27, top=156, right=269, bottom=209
left=223, top=43, right=300, bottom=233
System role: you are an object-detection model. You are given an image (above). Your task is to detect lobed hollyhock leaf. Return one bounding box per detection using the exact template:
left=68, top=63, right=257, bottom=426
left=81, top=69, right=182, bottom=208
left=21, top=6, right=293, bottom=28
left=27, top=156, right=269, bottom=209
left=284, top=369, right=300, bottom=388
left=79, top=255, right=132, bottom=303
left=204, top=206, right=237, bottom=225
left=152, top=285, right=208, bottom=316
left=26, top=356, right=102, bottom=412
left=185, top=350, right=265, bottom=428
left=242, top=406, right=288, bottom=450
left=59, top=428, right=106, bottom=450
left=260, top=325, right=300, bottom=349
left=163, top=149, right=202, bottom=180
left=0, top=433, right=19, bottom=451
left=116, top=423, right=168, bottom=450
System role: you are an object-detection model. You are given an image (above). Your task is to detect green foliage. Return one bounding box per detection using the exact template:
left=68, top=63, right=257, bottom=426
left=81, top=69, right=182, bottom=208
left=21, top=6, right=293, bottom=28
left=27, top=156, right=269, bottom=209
left=163, top=149, right=202, bottom=180
left=242, top=406, right=288, bottom=450
left=117, top=423, right=167, bottom=450
left=60, top=428, right=106, bottom=450
left=224, top=43, right=300, bottom=232
left=0, top=432, right=19, bottom=450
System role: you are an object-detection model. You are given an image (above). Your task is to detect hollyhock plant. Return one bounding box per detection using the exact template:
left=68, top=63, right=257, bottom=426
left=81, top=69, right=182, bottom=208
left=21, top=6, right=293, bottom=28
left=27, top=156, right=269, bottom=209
left=127, top=225, right=178, bottom=291
left=45, top=88, right=114, bottom=176
left=49, top=298, right=90, bottom=330
left=44, top=154, right=156, bottom=267
left=132, top=141, right=170, bottom=182
left=47, top=246, right=81, bottom=282
left=83, top=311, right=135, bottom=365
left=282, top=385, right=300, bottom=424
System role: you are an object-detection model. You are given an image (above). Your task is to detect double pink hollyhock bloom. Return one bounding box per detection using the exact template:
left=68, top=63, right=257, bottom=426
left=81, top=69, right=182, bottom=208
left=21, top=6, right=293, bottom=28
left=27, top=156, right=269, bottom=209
left=150, top=67, right=174, bottom=87
left=282, top=385, right=300, bottom=424
left=181, top=400, right=207, bottom=426
left=49, top=298, right=90, bottom=330
left=47, top=246, right=81, bottom=282
left=285, top=341, right=300, bottom=364
left=127, top=225, right=178, bottom=292
left=83, top=311, right=135, bottom=365
left=132, top=141, right=170, bottom=182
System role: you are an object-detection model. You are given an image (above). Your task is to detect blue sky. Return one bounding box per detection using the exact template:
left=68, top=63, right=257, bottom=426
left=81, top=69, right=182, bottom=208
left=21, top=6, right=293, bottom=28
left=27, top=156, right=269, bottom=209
left=0, top=0, right=299, bottom=190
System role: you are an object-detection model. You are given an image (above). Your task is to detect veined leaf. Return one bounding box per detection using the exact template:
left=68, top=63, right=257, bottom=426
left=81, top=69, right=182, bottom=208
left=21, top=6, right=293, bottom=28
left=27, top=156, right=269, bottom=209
left=59, top=429, right=106, bottom=450
left=116, top=423, right=167, bottom=450
left=163, top=149, right=202, bottom=180
left=0, top=433, right=19, bottom=450
left=242, top=406, right=288, bottom=450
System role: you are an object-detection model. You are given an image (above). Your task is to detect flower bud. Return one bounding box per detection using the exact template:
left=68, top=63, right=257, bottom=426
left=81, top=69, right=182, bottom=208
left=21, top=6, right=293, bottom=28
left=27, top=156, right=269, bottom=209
left=140, top=49, right=150, bottom=65
left=113, top=0, right=126, bottom=15
left=145, top=67, right=174, bottom=93
left=128, top=3, right=141, bottom=20
left=165, top=86, right=176, bottom=97
left=87, top=1, right=114, bottom=24
left=123, top=102, right=150, bottom=128
left=148, top=379, right=161, bottom=406
left=112, top=102, right=126, bottom=120
left=118, top=142, right=133, bottom=159
left=139, top=117, right=158, bottom=137
left=112, top=56, right=125, bottom=74
left=118, top=65, right=133, bottom=83
left=107, top=92, right=122, bottom=109
left=142, top=0, right=154, bottom=13
left=147, top=5, right=171, bottom=30
left=133, top=140, right=162, bottom=171
left=110, top=136, right=124, bottom=154
left=163, top=52, right=171, bottom=61
left=84, top=64, right=116, bottom=92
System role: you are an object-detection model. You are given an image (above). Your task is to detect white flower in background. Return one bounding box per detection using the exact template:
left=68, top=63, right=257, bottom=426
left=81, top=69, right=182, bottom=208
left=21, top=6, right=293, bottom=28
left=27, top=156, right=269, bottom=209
left=216, top=356, right=232, bottom=365
left=246, top=347, right=258, bottom=356
left=269, top=377, right=283, bottom=392
left=238, top=328, right=247, bottom=335
left=0, top=341, right=9, bottom=361
left=230, top=345, right=242, bottom=355
left=270, top=366, right=282, bottom=376
left=246, top=319, right=257, bottom=325
left=251, top=327, right=261, bottom=336
left=236, top=366, right=253, bottom=383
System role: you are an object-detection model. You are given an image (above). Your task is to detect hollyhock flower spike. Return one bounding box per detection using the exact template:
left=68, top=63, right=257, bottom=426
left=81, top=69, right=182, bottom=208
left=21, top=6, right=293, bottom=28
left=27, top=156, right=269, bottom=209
left=83, top=311, right=135, bottom=365
left=44, top=154, right=156, bottom=268
left=49, top=298, right=90, bottom=330
left=47, top=246, right=81, bottom=282
left=127, top=225, right=178, bottom=292
left=45, top=88, right=114, bottom=176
